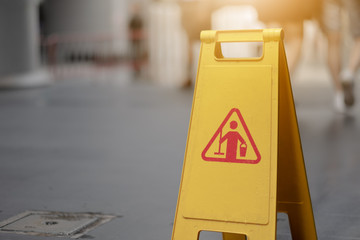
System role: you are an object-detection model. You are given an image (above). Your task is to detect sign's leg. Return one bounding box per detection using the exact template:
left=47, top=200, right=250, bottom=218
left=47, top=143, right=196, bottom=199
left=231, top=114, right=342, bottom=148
left=171, top=221, right=199, bottom=240
left=286, top=205, right=317, bottom=240
left=222, top=233, right=246, bottom=240
left=276, top=41, right=317, bottom=240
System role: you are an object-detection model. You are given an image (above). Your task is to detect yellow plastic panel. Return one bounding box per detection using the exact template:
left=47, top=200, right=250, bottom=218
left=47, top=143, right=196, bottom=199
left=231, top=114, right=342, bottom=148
left=182, top=66, right=272, bottom=224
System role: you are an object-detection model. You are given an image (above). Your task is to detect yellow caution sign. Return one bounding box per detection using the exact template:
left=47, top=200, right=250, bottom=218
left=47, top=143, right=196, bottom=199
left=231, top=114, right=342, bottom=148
left=171, top=29, right=317, bottom=240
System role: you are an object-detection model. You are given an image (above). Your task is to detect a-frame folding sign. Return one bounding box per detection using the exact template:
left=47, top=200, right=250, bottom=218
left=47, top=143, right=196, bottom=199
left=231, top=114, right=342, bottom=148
left=171, top=29, right=317, bottom=240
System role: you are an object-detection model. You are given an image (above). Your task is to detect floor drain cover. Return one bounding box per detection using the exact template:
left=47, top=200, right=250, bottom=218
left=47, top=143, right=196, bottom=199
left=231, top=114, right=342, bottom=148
left=0, top=210, right=116, bottom=238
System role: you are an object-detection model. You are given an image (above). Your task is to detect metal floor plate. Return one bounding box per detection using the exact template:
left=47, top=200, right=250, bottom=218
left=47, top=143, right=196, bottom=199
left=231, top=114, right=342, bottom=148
left=0, top=211, right=116, bottom=238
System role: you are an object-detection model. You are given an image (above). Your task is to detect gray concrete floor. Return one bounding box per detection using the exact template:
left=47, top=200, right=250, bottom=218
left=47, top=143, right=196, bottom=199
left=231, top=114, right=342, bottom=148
left=0, top=62, right=360, bottom=240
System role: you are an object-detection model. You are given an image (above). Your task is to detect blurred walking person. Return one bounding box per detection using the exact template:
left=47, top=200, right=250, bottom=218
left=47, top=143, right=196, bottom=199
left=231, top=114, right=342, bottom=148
left=319, top=0, right=346, bottom=112
left=340, top=0, right=360, bottom=108
left=319, top=0, right=360, bottom=112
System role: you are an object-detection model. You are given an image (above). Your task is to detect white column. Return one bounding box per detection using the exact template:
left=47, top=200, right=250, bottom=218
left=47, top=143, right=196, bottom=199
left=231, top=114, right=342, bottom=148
left=148, top=1, right=188, bottom=87
left=0, top=0, right=51, bottom=88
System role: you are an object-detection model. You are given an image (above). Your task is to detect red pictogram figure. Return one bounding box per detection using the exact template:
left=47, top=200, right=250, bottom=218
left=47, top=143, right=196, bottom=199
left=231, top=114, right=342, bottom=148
left=219, top=121, right=247, bottom=161
left=202, top=108, right=261, bottom=164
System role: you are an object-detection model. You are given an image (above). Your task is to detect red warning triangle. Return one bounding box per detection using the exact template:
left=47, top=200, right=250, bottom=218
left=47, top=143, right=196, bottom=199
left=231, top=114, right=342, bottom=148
left=202, top=108, right=261, bottom=164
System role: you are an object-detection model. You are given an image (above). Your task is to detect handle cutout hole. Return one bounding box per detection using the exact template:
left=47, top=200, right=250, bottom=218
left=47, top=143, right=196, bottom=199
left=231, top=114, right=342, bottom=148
left=199, top=230, right=247, bottom=240
left=215, top=42, right=263, bottom=59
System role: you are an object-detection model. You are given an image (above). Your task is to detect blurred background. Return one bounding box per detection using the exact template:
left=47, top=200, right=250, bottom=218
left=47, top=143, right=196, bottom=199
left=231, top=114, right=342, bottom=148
left=1, top=0, right=360, bottom=239
left=0, top=0, right=358, bottom=90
